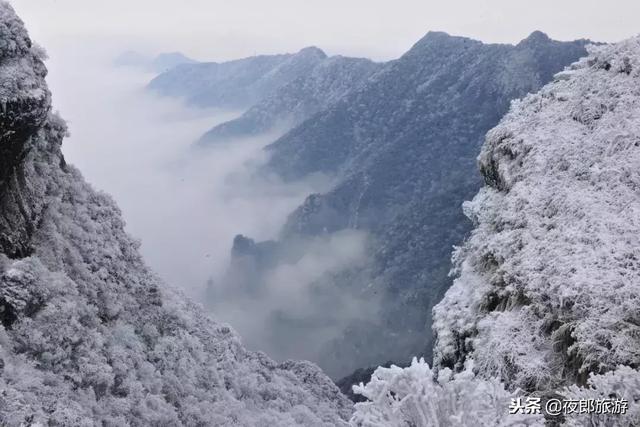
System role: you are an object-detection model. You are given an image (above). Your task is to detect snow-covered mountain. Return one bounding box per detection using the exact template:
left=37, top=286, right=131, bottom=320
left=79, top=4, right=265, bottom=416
left=198, top=55, right=382, bottom=145
left=351, top=35, right=640, bottom=427
left=433, top=36, right=640, bottom=393
left=227, top=31, right=590, bottom=379
left=147, top=47, right=328, bottom=109
left=0, top=3, right=351, bottom=425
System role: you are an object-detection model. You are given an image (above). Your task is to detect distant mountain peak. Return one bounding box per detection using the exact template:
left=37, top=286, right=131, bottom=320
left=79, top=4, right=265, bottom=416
left=421, top=30, right=455, bottom=40
left=517, top=30, right=552, bottom=46
left=149, top=46, right=329, bottom=109
left=408, top=31, right=481, bottom=55
left=297, top=46, right=328, bottom=59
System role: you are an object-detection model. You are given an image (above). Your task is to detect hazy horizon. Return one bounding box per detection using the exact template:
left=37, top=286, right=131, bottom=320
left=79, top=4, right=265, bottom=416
left=11, top=0, right=640, bottom=63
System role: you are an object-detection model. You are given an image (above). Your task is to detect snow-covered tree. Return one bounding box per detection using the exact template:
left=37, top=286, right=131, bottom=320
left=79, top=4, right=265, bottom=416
left=433, top=35, right=640, bottom=393
left=350, top=357, right=542, bottom=426
left=351, top=359, right=640, bottom=426
left=562, top=366, right=640, bottom=427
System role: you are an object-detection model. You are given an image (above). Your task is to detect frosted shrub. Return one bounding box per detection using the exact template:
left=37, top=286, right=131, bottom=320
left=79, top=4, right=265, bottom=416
left=433, top=36, right=640, bottom=391
left=562, top=366, right=640, bottom=427
left=350, top=358, right=542, bottom=426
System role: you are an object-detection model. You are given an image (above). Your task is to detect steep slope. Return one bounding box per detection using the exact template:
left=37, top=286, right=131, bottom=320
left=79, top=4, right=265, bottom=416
left=198, top=56, right=382, bottom=144
left=433, top=37, right=640, bottom=393
left=0, top=3, right=350, bottom=425
left=266, top=31, right=590, bottom=180
left=234, top=32, right=590, bottom=379
left=349, top=36, right=640, bottom=427
left=147, top=47, right=327, bottom=109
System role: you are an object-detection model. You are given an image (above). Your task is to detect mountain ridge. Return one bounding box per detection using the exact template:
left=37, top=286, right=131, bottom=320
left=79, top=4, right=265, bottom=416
left=216, top=30, right=592, bottom=380
left=197, top=54, right=383, bottom=145
left=148, top=46, right=328, bottom=109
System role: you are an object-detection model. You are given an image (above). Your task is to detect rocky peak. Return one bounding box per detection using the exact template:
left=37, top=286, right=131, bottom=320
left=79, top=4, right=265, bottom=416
left=517, top=30, right=552, bottom=47
left=406, top=31, right=481, bottom=58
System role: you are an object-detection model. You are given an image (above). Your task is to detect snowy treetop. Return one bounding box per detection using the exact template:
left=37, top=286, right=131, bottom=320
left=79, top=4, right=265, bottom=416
left=433, top=35, right=640, bottom=392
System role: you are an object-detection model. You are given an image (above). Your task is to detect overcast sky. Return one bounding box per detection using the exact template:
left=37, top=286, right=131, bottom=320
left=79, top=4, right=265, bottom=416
left=11, top=0, right=640, bottom=61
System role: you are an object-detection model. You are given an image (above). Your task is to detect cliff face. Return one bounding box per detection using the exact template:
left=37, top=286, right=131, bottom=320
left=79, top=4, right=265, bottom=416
left=0, top=3, right=350, bottom=425
left=0, top=5, right=51, bottom=258
left=433, top=37, right=640, bottom=393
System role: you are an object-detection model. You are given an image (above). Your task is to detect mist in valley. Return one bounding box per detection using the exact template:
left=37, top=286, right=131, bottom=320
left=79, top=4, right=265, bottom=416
left=39, top=42, right=381, bottom=377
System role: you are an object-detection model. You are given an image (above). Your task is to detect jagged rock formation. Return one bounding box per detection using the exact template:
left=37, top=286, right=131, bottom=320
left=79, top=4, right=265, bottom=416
left=198, top=56, right=382, bottom=144
left=0, top=4, right=51, bottom=259
left=432, top=37, right=640, bottom=394
left=0, top=3, right=351, bottom=425
left=239, top=31, right=591, bottom=379
left=147, top=46, right=327, bottom=109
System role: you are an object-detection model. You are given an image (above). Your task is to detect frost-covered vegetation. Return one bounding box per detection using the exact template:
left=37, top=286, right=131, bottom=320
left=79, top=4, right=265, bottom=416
left=0, top=3, right=351, bottom=425
left=433, top=36, right=640, bottom=391
left=394, top=35, right=640, bottom=425
left=350, top=359, right=640, bottom=426
left=348, top=34, right=640, bottom=427
left=350, top=358, right=542, bottom=426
